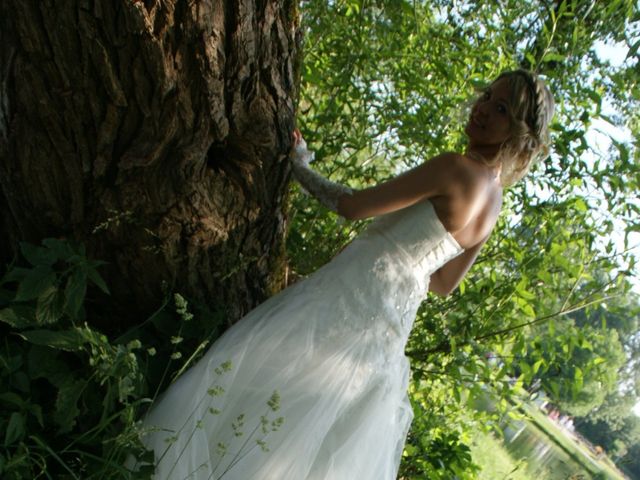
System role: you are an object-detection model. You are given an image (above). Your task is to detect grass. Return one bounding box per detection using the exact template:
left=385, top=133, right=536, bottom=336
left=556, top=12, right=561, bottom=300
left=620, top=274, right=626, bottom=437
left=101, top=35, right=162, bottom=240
left=470, top=430, right=543, bottom=480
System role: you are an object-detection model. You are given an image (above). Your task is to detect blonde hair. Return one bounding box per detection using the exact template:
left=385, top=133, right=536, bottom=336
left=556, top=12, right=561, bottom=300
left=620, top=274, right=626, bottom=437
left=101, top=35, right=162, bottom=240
left=482, top=70, right=555, bottom=187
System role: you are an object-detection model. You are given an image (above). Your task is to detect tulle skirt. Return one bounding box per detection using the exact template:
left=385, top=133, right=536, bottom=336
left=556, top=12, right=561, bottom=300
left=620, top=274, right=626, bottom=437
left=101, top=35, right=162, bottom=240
left=138, top=200, right=464, bottom=479
left=139, top=258, right=415, bottom=479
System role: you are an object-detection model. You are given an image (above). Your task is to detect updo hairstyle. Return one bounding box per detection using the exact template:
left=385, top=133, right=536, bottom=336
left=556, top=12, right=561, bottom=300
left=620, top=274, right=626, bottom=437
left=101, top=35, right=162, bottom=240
left=490, top=69, right=555, bottom=187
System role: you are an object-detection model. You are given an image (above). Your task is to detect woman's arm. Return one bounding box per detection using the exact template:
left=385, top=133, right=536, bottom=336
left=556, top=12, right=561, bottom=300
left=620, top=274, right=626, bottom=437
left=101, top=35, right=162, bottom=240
left=291, top=131, right=482, bottom=224
left=428, top=235, right=488, bottom=296
left=337, top=153, right=474, bottom=221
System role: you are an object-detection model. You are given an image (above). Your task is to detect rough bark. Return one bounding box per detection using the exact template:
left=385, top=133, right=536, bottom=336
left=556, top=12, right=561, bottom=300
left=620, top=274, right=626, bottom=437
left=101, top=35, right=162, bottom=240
left=0, top=0, right=300, bottom=329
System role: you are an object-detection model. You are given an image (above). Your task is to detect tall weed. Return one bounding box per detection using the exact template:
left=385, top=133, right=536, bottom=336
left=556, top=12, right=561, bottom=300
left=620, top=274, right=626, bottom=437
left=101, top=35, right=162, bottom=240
left=0, top=239, right=223, bottom=478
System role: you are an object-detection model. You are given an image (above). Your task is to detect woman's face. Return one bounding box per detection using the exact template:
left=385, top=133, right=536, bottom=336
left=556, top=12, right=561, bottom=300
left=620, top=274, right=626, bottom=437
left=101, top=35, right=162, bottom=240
left=465, top=76, right=512, bottom=149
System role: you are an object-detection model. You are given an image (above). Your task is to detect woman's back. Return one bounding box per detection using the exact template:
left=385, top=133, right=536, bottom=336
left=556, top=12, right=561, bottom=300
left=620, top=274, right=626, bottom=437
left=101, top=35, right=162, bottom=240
left=430, top=153, right=503, bottom=249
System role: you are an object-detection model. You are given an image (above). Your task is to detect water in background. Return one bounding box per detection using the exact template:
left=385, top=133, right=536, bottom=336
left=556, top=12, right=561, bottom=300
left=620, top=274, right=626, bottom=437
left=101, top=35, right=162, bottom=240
left=502, top=420, right=594, bottom=479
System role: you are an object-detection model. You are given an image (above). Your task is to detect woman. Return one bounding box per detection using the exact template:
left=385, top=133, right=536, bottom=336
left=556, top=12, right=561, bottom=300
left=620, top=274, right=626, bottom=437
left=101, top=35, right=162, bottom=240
left=138, top=69, right=554, bottom=479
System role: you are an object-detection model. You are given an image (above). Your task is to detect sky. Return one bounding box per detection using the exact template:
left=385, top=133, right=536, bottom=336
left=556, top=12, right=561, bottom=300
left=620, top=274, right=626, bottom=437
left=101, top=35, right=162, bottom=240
left=588, top=40, right=640, bottom=292
left=590, top=39, right=640, bottom=417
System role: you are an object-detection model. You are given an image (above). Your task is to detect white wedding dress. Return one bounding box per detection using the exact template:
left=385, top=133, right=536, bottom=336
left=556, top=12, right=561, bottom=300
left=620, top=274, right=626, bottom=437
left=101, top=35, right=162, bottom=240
left=139, top=199, right=463, bottom=480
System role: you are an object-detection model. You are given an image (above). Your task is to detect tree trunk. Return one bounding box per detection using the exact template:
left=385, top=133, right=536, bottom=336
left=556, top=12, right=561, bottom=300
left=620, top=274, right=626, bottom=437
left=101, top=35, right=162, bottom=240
left=0, top=0, right=300, bottom=329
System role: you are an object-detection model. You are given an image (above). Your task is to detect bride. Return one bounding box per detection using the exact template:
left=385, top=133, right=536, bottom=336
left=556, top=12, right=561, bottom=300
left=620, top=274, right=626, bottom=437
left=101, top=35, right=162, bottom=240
left=136, top=69, right=554, bottom=479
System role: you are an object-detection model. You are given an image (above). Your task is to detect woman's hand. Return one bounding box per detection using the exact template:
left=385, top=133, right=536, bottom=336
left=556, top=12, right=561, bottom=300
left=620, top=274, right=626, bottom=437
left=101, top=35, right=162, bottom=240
left=288, top=128, right=353, bottom=213
left=291, top=129, right=314, bottom=166
left=292, top=128, right=303, bottom=147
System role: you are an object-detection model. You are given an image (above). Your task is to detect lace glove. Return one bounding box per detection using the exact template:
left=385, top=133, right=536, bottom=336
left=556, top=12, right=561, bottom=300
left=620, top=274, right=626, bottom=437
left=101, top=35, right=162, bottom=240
left=290, top=137, right=353, bottom=213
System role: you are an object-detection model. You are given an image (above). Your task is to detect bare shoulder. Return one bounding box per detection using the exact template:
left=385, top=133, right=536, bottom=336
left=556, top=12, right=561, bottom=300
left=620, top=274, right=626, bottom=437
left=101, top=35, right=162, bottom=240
left=424, top=151, right=468, bottom=169
left=428, top=152, right=501, bottom=234
left=428, top=152, right=492, bottom=195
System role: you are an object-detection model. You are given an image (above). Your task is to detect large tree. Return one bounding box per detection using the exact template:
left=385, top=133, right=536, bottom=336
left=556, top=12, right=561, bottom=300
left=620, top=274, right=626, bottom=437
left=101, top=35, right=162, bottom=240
left=0, top=0, right=300, bottom=328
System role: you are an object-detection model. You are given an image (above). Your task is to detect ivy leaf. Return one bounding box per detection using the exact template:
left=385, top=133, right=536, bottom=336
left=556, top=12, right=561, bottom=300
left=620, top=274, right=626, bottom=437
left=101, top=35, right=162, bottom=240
left=15, top=265, right=56, bottom=302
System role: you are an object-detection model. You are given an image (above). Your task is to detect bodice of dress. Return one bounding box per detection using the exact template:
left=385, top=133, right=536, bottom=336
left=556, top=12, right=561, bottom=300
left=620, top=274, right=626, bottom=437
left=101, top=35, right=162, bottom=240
left=358, top=199, right=463, bottom=284
left=306, top=199, right=464, bottom=346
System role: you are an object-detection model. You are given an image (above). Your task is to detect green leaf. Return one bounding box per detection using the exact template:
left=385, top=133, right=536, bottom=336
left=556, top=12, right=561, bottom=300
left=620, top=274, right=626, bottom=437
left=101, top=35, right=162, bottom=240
left=515, top=280, right=535, bottom=300
left=15, top=265, right=56, bottom=302
left=13, top=371, right=30, bottom=393
left=0, top=392, right=25, bottom=409
left=20, top=242, right=57, bottom=266
left=87, top=267, right=110, bottom=295
left=41, top=238, right=76, bottom=261
left=574, top=198, right=587, bottom=212
left=18, top=328, right=87, bottom=351
left=404, top=444, right=418, bottom=456
left=453, top=386, right=461, bottom=403
left=0, top=306, right=38, bottom=329
left=0, top=286, right=14, bottom=304
left=1, top=267, right=30, bottom=285
left=521, top=303, right=535, bottom=318
left=64, top=269, right=87, bottom=320
left=627, top=37, right=640, bottom=60
left=36, top=286, right=65, bottom=325
left=574, top=367, right=584, bottom=391
left=541, top=52, right=566, bottom=63
left=533, top=359, right=544, bottom=374
left=580, top=337, right=593, bottom=350
left=4, top=412, right=25, bottom=444
left=54, top=377, right=86, bottom=433
left=507, top=409, right=526, bottom=421
left=27, top=345, right=67, bottom=380
left=4, top=353, right=23, bottom=374
left=30, top=403, right=44, bottom=428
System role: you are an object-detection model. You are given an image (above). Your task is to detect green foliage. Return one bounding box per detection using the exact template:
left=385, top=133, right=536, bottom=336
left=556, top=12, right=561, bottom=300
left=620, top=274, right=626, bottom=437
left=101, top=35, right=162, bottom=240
left=399, top=380, right=483, bottom=479
left=294, top=0, right=640, bottom=476
left=469, top=430, right=535, bottom=480
left=0, top=239, right=146, bottom=478
left=0, top=239, right=225, bottom=479
left=2, top=0, right=639, bottom=478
